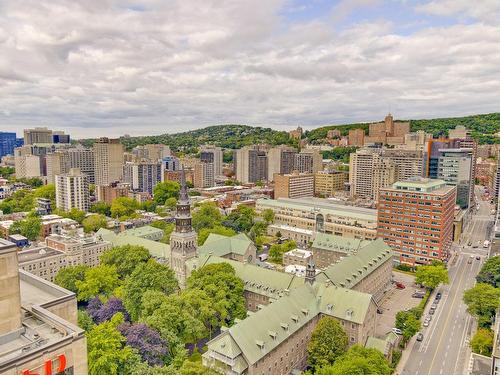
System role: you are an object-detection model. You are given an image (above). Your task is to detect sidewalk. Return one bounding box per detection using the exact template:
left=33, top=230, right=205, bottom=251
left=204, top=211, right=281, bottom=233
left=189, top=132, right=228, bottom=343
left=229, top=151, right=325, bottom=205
left=394, top=336, right=417, bottom=374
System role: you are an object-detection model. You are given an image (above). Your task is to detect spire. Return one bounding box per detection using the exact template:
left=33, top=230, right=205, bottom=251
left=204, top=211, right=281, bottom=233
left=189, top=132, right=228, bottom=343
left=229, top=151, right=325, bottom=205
left=179, top=165, right=189, bottom=202
left=306, top=256, right=316, bottom=285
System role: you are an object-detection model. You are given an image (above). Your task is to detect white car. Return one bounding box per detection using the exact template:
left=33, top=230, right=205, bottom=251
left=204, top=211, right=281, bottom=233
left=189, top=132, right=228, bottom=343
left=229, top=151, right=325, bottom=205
left=392, top=328, right=403, bottom=335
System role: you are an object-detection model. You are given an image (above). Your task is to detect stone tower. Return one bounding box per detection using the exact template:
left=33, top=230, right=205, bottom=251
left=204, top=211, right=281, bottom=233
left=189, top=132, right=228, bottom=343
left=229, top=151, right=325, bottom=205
left=169, top=166, right=197, bottom=289
left=305, top=257, right=316, bottom=285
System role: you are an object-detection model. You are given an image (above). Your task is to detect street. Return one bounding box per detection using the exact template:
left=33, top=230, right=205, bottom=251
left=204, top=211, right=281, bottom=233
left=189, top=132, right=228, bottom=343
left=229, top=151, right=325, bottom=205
left=401, top=189, right=494, bottom=375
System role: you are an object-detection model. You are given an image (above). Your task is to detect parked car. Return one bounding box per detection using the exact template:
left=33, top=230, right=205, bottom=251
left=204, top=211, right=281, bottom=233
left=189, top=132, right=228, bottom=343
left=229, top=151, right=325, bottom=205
left=467, top=240, right=472, bottom=246
left=425, top=315, right=432, bottom=322
left=436, top=292, right=442, bottom=300
left=429, top=309, right=435, bottom=315
left=423, top=320, right=429, bottom=327
left=476, top=255, right=481, bottom=260
left=396, top=282, right=406, bottom=289
left=392, top=328, right=403, bottom=335
left=412, top=293, right=425, bottom=299
left=468, top=258, right=472, bottom=264
left=416, top=332, right=424, bottom=341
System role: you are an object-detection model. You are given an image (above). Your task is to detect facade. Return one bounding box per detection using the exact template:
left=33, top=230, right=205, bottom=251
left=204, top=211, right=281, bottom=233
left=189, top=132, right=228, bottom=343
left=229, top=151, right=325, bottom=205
left=267, top=146, right=297, bottom=181
left=55, top=168, right=90, bottom=212
left=163, top=155, right=181, bottom=171
left=93, top=137, right=124, bottom=185
left=311, top=232, right=369, bottom=269
left=382, top=149, right=424, bottom=181
left=256, top=198, right=378, bottom=240
left=294, top=149, right=322, bottom=174
left=0, top=132, right=17, bottom=157
left=399, top=131, right=433, bottom=151
left=283, top=248, right=312, bottom=267
left=67, top=146, right=95, bottom=184
left=123, top=160, right=164, bottom=194
left=0, top=239, right=88, bottom=375
left=314, top=170, right=347, bottom=196
left=274, top=172, right=314, bottom=199
left=95, top=181, right=130, bottom=204
left=46, top=151, right=70, bottom=184
left=377, top=178, right=456, bottom=265
left=13, top=154, right=42, bottom=178
left=194, top=161, right=215, bottom=188
left=52, top=131, right=70, bottom=143
left=437, top=148, right=474, bottom=209
left=348, top=128, right=365, bottom=146
left=200, top=145, right=223, bottom=177
left=364, top=114, right=410, bottom=145
left=198, top=233, right=257, bottom=264
left=327, top=129, right=341, bottom=139
left=349, top=148, right=396, bottom=200
left=145, top=144, right=171, bottom=161
left=234, top=145, right=268, bottom=184
left=23, top=127, right=53, bottom=145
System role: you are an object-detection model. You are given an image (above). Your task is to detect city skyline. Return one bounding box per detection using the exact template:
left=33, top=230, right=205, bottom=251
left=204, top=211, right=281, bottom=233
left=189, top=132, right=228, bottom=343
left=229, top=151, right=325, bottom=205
left=0, top=1, right=499, bottom=137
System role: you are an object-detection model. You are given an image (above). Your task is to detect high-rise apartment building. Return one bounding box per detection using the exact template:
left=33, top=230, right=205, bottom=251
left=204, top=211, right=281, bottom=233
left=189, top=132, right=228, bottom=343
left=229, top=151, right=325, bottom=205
left=123, top=161, right=164, bottom=194
left=294, top=149, right=322, bottom=174
left=382, top=149, right=424, bottom=181
left=377, top=178, right=456, bottom=265
left=349, top=148, right=396, bottom=200
left=145, top=144, right=171, bottom=161
left=67, top=146, right=95, bottom=184
left=194, top=161, right=215, bottom=188
left=55, top=168, right=90, bottom=212
left=46, top=151, right=70, bottom=184
left=437, top=148, right=474, bottom=209
left=234, top=145, right=268, bottom=184
left=200, top=145, right=223, bottom=177
left=267, top=146, right=297, bottom=182
left=93, top=137, right=124, bottom=185
left=274, top=172, right=314, bottom=199
left=14, top=153, right=42, bottom=178
left=23, top=127, right=53, bottom=145
left=0, top=132, right=17, bottom=157
left=163, top=155, right=180, bottom=172
left=348, top=128, right=365, bottom=146
left=314, top=170, right=347, bottom=196
left=96, top=182, right=130, bottom=204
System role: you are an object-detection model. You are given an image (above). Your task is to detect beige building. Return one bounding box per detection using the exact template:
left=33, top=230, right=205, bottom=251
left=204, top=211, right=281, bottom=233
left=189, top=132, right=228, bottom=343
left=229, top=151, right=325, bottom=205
left=314, top=170, right=347, bottom=197
left=55, top=168, right=90, bottom=212
left=274, top=172, right=314, bottom=199
left=267, top=146, right=297, bottom=182
left=0, top=239, right=88, bottom=375
left=349, top=148, right=396, bottom=200
left=23, top=127, right=53, bottom=145
left=93, top=137, right=124, bottom=185
left=234, top=145, right=269, bottom=184
left=145, top=144, right=171, bottom=161
left=398, top=131, right=433, bottom=151
left=348, top=128, right=365, bottom=146
left=46, top=151, right=70, bottom=184
left=256, top=198, right=378, bottom=240
left=200, top=145, right=223, bottom=177
left=294, top=149, right=322, bottom=174
left=364, top=114, right=410, bottom=145
left=382, top=149, right=424, bottom=181
left=194, top=161, right=215, bottom=188
left=283, top=248, right=312, bottom=267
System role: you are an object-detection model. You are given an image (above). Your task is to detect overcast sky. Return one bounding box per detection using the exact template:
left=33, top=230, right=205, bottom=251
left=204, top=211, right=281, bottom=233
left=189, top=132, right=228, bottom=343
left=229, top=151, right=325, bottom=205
left=0, top=0, right=499, bottom=138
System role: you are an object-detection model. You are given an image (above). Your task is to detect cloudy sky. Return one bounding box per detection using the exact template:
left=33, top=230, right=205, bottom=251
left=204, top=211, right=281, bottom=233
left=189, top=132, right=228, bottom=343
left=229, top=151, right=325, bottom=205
left=0, top=0, right=499, bottom=138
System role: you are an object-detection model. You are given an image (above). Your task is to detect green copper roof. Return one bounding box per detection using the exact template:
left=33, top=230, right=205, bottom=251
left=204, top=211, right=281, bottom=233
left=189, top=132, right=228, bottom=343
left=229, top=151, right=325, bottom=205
left=312, top=232, right=369, bottom=254
left=96, top=228, right=170, bottom=259
left=122, top=225, right=164, bottom=238
left=316, top=238, right=393, bottom=289
left=198, top=233, right=254, bottom=258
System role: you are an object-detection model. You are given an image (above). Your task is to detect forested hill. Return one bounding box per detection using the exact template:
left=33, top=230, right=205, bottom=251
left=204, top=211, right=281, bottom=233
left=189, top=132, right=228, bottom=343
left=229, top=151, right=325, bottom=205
left=80, top=124, right=296, bottom=152
left=305, top=112, right=500, bottom=144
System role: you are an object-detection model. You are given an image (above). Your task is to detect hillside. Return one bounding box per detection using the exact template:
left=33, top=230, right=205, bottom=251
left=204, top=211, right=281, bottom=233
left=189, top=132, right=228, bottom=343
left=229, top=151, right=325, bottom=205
left=305, top=112, right=500, bottom=144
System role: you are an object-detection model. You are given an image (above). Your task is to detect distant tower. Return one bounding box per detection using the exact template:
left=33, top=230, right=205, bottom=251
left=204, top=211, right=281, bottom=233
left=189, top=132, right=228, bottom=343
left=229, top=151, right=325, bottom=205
left=169, top=166, right=198, bottom=289
left=305, top=257, right=316, bottom=285
left=385, top=113, right=394, bottom=136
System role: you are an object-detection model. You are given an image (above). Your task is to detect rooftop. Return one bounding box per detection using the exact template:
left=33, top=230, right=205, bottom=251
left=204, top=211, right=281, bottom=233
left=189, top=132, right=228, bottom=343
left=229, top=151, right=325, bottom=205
left=198, top=233, right=254, bottom=258
left=312, top=232, right=369, bottom=254
left=121, top=225, right=164, bottom=238
left=284, top=249, right=312, bottom=259
left=96, top=228, right=170, bottom=259
left=18, top=247, right=63, bottom=264
left=390, top=178, right=454, bottom=193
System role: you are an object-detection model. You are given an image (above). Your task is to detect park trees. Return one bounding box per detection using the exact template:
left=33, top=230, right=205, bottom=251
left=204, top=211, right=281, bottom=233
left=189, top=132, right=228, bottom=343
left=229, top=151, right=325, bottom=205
left=192, top=202, right=223, bottom=232
left=307, top=316, right=348, bottom=370
left=100, top=245, right=151, bottom=278
left=9, top=214, right=42, bottom=240
left=75, top=265, right=121, bottom=301
left=82, top=214, right=108, bottom=233
left=54, top=265, right=89, bottom=293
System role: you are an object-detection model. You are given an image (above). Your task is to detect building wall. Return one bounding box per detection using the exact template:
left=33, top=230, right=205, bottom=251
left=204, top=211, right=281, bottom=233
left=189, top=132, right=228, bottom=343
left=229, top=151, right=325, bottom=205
left=315, top=171, right=347, bottom=197
left=312, top=248, right=346, bottom=269
left=274, top=173, right=314, bottom=199
left=352, top=257, right=392, bottom=303
left=93, top=138, right=124, bottom=185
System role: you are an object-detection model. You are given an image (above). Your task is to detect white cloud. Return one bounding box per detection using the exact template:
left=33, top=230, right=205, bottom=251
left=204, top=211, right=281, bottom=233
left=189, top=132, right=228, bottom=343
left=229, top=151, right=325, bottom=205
left=416, top=0, right=500, bottom=23
left=0, top=0, right=498, bottom=138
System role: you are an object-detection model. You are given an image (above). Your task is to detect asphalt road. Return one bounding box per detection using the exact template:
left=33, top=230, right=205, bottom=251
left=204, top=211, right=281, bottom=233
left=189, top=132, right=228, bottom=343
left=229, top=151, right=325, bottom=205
left=401, top=190, right=494, bottom=375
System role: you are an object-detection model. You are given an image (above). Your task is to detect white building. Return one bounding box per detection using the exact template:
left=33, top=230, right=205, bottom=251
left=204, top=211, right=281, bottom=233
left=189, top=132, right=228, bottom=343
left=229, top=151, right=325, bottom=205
left=55, top=168, right=90, bottom=212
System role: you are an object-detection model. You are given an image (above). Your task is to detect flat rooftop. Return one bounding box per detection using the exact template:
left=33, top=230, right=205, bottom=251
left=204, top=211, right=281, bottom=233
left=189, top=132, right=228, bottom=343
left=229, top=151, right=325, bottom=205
left=18, top=247, right=63, bottom=264
left=391, top=178, right=455, bottom=194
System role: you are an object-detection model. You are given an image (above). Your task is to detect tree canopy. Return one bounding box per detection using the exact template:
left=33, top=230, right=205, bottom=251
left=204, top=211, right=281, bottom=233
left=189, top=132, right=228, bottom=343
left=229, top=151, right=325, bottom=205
left=463, top=283, right=500, bottom=327
left=9, top=214, right=41, bottom=240
left=415, top=264, right=449, bottom=289
left=54, top=265, right=89, bottom=293
left=470, top=328, right=494, bottom=357
left=75, top=265, right=121, bottom=301
left=153, top=181, right=180, bottom=204
left=110, top=197, right=140, bottom=219
left=197, top=225, right=236, bottom=246
left=476, top=256, right=500, bottom=288
left=192, top=202, right=223, bottom=232
left=100, top=245, right=151, bottom=278
left=82, top=214, right=108, bottom=233
left=307, top=316, right=348, bottom=370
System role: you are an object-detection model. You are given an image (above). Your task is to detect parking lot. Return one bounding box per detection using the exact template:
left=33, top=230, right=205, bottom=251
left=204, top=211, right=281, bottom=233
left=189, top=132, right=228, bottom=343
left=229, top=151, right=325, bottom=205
left=376, top=271, right=424, bottom=337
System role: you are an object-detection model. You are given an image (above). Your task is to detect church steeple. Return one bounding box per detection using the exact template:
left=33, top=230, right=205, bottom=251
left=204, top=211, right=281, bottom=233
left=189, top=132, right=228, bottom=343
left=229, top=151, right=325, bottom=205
left=175, top=166, right=193, bottom=233
left=306, top=257, right=316, bottom=285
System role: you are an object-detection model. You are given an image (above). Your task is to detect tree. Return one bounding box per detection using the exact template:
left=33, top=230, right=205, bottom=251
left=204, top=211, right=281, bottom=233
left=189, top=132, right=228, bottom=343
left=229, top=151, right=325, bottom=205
left=269, top=243, right=284, bottom=263
left=262, top=208, right=275, bottom=224
left=77, top=309, right=95, bottom=332
left=54, top=265, right=89, bottom=293
left=164, top=197, right=177, bottom=210
left=83, top=214, right=108, bottom=233
left=65, top=207, right=86, bottom=224
left=476, top=256, right=500, bottom=288
left=153, top=181, right=180, bottom=204
left=192, top=202, right=223, bottom=232
left=111, top=197, right=140, bottom=219
left=75, top=265, right=121, bottom=301
left=90, top=201, right=112, bottom=216
left=315, top=345, right=391, bottom=375
left=179, top=360, right=210, bottom=375
left=87, top=297, right=130, bottom=324
left=87, top=313, right=135, bottom=375
left=198, top=225, right=236, bottom=246
left=307, top=316, right=348, bottom=370
left=222, top=205, right=255, bottom=232
left=463, top=283, right=500, bottom=327
left=402, top=314, right=420, bottom=341
left=118, top=322, right=169, bottom=366
left=9, top=215, right=42, bottom=240
left=100, top=245, right=151, bottom=278
left=34, top=184, right=56, bottom=203
left=123, top=259, right=179, bottom=320
left=470, top=328, right=494, bottom=356
left=415, top=264, right=449, bottom=289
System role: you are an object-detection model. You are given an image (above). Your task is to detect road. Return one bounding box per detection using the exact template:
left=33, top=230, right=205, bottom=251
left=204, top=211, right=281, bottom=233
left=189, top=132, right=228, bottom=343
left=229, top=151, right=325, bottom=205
left=401, top=188, right=494, bottom=375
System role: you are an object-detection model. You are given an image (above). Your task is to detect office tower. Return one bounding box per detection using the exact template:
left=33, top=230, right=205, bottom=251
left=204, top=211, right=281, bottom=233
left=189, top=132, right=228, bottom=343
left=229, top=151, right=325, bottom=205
left=382, top=149, right=424, bottom=181
left=14, top=154, right=42, bottom=178
left=399, top=131, right=433, bottom=151
left=348, top=128, right=365, bottom=146
left=377, top=178, right=456, bottom=265
left=314, top=170, right=347, bottom=197
left=96, top=182, right=130, bottom=205
left=349, top=148, right=396, bottom=200
left=437, top=148, right=474, bottom=209
left=200, top=145, right=223, bottom=177
left=0, top=132, right=17, bottom=157
left=123, top=161, right=164, bottom=194
left=294, top=149, right=322, bottom=174
left=67, top=146, right=95, bottom=184
left=23, top=127, right=53, bottom=145
left=46, top=151, right=70, bottom=184
left=52, top=131, right=70, bottom=143
left=234, top=145, right=268, bottom=184
left=145, top=144, right=171, bottom=161
left=364, top=114, right=410, bottom=145
left=163, top=155, right=180, bottom=172
left=267, top=146, right=297, bottom=182
left=55, top=168, right=90, bottom=212
left=274, top=172, right=314, bottom=199
left=93, top=137, right=124, bottom=185
left=194, top=161, right=215, bottom=188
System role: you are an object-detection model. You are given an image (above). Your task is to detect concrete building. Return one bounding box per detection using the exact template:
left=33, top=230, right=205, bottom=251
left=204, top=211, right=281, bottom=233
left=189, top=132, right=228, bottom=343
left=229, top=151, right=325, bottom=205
left=52, top=130, right=70, bottom=144
left=13, top=154, right=42, bottom=178
left=0, top=239, right=87, bottom=375
left=377, top=178, right=456, bottom=265
left=294, top=149, right=322, bottom=174
left=364, top=114, right=410, bottom=145
left=437, top=148, right=474, bottom=209
left=23, top=127, right=53, bottom=145
left=267, top=146, right=297, bottom=182
left=234, top=145, right=268, bottom=184
left=162, top=155, right=181, bottom=172
left=327, top=129, right=341, bottom=139
left=95, top=181, right=130, bottom=204
left=123, top=160, right=164, bottom=194
left=283, top=248, right=312, bottom=267
left=382, top=149, right=424, bottom=181
left=194, top=161, right=215, bottom=189
left=55, top=168, right=90, bottom=212
left=67, top=146, right=95, bottom=184
left=348, top=128, right=365, bottom=146
left=314, top=170, right=347, bottom=197
left=256, top=198, right=378, bottom=240
left=145, top=144, right=171, bottom=161
left=274, top=172, right=314, bottom=199
left=93, top=137, right=124, bottom=185
left=492, top=309, right=500, bottom=375
left=46, top=151, right=70, bottom=184
left=398, top=131, right=433, bottom=151
left=349, top=148, right=396, bottom=200
left=200, top=145, right=223, bottom=177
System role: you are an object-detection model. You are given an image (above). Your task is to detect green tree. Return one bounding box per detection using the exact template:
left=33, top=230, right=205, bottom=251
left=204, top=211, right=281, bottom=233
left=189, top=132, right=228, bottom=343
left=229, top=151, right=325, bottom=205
left=315, top=345, right=391, bottom=375
left=179, top=360, right=210, bottom=375
left=54, top=265, right=89, bottom=293
left=198, top=225, right=236, bottom=246
left=307, top=316, right=348, bottom=370
left=82, top=214, right=108, bottom=233
left=111, top=197, right=139, bottom=219
left=123, top=259, right=179, bottom=320
left=75, top=265, right=121, bottom=301
left=463, top=283, right=500, bottom=327
left=34, top=183, right=56, bottom=203
left=64, top=207, right=86, bottom=223
left=269, top=243, right=284, bottom=263
left=90, top=201, right=112, bottom=216
left=192, top=202, right=223, bottom=232
left=87, top=313, right=134, bottom=375
left=78, top=309, right=95, bottom=332
left=402, top=314, right=420, bottom=341
left=164, top=197, right=178, bottom=210
left=153, top=181, right=180, bottom=204
left=10, top=214, right=42, bottom=241
left=262, top=208, right=275, bottom=224
left=222, top=205, right=255, bottom=232
left=100, top=245, right=151, bottom=278
left=470, top=328, right=494, bottom=356
left=476, top=255, right=500, bottom=288
left=415, top=264, right=449, bottom=289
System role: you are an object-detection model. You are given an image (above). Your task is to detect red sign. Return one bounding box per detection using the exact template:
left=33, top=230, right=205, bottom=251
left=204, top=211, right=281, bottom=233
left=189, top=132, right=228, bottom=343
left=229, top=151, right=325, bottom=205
left=21, top=354, right=66, bottom=375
